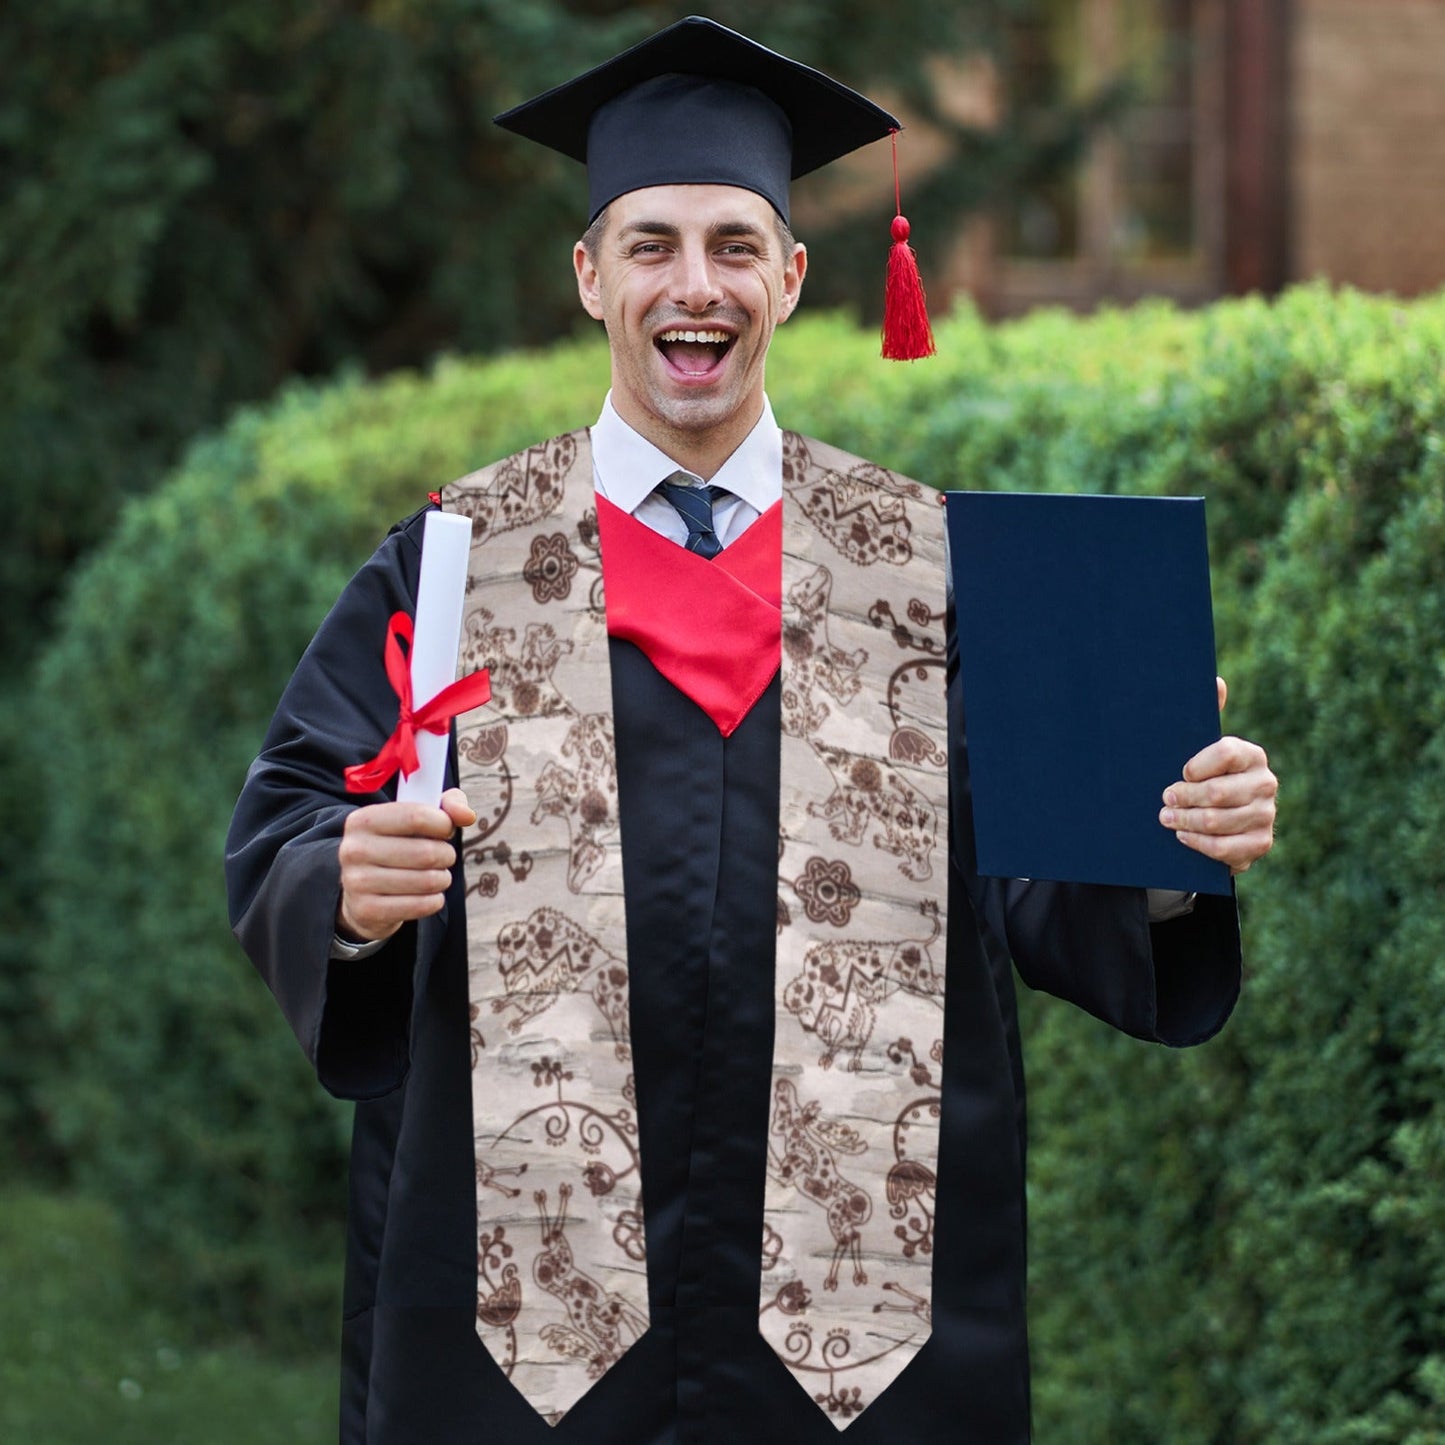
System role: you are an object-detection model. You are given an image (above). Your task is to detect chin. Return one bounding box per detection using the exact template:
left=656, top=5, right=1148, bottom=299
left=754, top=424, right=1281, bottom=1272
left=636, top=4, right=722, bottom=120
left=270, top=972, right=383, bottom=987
left=649, top=389, right=737, bottom=432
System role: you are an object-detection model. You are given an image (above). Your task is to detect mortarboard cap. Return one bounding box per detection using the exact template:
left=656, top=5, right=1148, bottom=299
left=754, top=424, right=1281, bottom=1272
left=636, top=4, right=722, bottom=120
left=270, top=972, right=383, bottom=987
left=493, top=15, right=902, bottom=225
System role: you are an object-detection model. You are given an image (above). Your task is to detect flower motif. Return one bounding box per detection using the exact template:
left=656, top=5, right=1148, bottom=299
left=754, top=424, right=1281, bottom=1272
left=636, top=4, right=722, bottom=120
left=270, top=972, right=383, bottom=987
left=523, top=532, right=579, bottom=604
left=823, top=1386, right=865, bottom=1419
left=886, top=1159, right=937, bottom=1209
left=531, top=1056, right=573, bottom=1088
left=794, top=855, right=861, bottom=928
left=889, top=724, right=946, bottom=767
left=476, top=1263, right=521, bottom=1328
left=613, top=1209, right=646, bottom=1261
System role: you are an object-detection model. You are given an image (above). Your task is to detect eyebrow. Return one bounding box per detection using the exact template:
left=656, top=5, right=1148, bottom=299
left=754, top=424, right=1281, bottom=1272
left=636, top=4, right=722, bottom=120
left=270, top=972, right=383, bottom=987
left=618, top=219, right=771, bottom=246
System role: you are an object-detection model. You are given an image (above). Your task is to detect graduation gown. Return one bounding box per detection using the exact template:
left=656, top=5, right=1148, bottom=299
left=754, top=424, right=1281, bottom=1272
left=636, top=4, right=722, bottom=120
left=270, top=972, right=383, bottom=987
left=225, top=503, right=1241, bottom=1445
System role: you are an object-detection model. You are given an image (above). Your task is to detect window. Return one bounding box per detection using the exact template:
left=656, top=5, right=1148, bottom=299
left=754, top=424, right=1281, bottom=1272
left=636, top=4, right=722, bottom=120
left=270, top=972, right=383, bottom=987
left=992, top=0, right=1225, bottom=311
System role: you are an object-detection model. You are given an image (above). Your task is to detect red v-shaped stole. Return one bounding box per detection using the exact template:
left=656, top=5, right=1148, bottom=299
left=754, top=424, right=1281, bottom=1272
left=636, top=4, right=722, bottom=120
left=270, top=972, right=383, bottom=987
left=596, top=495, right=783, bottom=736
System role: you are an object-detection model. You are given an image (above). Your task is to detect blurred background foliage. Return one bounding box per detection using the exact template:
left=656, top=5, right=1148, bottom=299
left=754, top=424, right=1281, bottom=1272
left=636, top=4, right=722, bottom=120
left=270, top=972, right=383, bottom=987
left=5, top=1, right=1445, bottom=1441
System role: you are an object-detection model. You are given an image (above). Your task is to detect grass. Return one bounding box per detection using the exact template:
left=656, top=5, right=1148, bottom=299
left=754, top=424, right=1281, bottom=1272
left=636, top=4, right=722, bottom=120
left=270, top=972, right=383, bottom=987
left=1, top=1188, right=336, bottom=1444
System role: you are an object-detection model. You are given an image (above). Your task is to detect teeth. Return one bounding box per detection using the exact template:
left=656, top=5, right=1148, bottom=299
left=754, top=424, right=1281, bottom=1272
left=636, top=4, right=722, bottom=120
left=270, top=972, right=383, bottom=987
left=657, top=329, right=730, bottom=344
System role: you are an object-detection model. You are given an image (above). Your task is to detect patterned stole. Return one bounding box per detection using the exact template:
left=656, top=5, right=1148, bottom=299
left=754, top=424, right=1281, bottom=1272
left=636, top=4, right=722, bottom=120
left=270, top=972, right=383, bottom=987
left=443, top=430, right=948, bottom=1429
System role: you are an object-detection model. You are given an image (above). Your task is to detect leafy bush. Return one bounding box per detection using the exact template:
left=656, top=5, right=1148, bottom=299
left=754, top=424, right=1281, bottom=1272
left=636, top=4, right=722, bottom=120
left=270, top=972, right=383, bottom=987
left=30, top=286, right=1445, bottom=1445
left=30, top=343, right=609, bottom=1340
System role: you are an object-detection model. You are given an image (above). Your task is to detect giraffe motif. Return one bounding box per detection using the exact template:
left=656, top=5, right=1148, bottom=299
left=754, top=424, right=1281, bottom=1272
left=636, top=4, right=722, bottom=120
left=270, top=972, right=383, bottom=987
left=768, top=1079, right=874, bottom=1291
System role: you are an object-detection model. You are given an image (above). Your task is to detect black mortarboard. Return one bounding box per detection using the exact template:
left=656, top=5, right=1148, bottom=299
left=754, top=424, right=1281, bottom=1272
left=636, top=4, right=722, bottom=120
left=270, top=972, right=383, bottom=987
left=493, top=15, right=902, bottom=225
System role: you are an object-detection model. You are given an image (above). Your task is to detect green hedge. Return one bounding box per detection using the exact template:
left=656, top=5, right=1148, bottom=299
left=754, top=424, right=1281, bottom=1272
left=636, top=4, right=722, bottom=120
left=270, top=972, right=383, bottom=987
left=28, top=286, right=1445, bottom=1440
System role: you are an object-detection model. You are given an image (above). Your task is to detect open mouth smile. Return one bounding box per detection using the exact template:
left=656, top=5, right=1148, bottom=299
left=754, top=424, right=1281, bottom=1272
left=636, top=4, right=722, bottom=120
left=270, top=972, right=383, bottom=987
left=655, top=328, right=736, bottom=378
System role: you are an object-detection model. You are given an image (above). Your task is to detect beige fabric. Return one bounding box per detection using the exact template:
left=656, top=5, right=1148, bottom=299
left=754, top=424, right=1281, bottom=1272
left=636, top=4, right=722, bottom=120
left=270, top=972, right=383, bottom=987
left=443, top=430, right=948, bottom=1428
left=767, top=434, right=948, bottom=1426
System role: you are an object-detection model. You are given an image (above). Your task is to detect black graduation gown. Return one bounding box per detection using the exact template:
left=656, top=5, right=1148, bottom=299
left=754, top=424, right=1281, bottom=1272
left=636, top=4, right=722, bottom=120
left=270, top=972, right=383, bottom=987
left=226, top=506, right=1241, bottom=1445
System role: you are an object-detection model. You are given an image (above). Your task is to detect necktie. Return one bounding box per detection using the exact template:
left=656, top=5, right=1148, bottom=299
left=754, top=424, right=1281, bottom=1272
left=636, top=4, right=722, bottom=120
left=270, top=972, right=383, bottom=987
left=656, top=474, right=728, bottom=558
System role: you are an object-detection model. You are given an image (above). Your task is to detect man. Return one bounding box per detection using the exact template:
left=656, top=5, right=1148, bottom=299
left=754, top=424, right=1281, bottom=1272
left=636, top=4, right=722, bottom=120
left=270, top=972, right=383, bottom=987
left=226, top=17, right=1277, bottom=1445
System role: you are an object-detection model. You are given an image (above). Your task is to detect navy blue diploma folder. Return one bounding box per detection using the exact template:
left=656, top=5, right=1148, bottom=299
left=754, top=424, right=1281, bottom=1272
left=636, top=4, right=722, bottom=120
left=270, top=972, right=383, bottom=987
left=945, top=490, right=1231, bottom=896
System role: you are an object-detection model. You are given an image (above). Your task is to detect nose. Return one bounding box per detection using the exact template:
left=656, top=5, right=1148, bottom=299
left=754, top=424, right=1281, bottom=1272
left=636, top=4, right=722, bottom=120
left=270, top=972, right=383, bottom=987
left=672, top=241, right=723, bottom=314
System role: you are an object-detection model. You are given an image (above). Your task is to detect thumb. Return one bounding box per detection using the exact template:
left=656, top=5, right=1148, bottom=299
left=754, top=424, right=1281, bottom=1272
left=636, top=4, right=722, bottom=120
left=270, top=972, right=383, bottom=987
left=1216, top=675, right=1228, bottom=714
left=440, top=786, right=477, bottom=828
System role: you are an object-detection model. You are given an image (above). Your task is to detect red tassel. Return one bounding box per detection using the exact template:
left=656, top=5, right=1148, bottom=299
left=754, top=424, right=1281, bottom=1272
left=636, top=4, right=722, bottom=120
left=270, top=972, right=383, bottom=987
left=883, top=215, right=935, bottom=360
left=881, top=131, right=935, bottom=361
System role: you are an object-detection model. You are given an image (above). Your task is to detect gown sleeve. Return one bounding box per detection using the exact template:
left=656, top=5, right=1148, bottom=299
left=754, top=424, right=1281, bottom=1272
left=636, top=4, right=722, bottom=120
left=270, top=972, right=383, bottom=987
left=224, top=509, right=433, bottom=1099
left=945, top=607, right=1242, bottom=1048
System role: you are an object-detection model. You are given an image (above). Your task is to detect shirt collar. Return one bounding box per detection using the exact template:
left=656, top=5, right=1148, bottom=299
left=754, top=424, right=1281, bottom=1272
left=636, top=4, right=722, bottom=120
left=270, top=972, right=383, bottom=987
left=590, top=392, right=782, bottom=516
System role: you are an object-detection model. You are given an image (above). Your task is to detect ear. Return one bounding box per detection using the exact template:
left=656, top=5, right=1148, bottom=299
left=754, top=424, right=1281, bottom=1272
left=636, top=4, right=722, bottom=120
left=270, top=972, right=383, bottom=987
left=575, top=240, right=605, bottom=321
left=777, top=242, right=807, bottom=324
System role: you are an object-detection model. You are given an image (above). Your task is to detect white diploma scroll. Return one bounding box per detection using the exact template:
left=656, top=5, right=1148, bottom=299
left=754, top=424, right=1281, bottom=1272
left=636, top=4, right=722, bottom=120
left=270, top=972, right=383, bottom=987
left=396, top=510, right=473, bottom=806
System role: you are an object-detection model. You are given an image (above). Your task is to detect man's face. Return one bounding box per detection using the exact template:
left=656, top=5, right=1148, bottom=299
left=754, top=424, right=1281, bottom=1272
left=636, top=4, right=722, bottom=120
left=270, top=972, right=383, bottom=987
left=574, top=184, right=806, bottom=462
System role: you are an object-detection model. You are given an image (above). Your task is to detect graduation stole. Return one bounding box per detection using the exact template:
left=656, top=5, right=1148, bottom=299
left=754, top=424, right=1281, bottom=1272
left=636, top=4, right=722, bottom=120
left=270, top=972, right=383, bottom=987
left=442, top=429, right=949, bottom=1430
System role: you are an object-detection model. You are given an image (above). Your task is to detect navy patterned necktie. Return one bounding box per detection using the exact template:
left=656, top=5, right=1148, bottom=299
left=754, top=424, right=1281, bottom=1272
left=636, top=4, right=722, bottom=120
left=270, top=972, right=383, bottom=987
left=656, top=474, right=728, bottom=559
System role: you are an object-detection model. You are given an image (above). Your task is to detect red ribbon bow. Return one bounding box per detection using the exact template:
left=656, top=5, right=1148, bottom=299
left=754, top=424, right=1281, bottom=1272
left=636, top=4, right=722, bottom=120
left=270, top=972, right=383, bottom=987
left=344, top=611, right=491, bottom=794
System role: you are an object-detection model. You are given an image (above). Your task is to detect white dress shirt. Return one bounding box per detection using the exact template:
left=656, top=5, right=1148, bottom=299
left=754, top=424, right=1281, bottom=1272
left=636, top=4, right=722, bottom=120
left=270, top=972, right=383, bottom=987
left=590, top=391, right=781, bottom=544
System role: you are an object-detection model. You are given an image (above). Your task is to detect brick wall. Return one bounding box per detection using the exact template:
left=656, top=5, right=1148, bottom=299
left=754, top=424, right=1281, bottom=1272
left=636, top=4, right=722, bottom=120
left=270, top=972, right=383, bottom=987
left=1292, top=0, right=1445, bottom=296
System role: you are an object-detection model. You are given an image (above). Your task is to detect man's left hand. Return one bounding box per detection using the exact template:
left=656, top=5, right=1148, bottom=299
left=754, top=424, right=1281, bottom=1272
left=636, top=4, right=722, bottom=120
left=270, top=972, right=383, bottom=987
left=1159, top=677, right=1278, bottom=875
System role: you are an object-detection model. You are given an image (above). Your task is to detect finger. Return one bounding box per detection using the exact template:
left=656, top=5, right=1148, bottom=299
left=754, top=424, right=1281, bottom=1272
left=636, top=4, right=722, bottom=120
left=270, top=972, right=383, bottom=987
left=338, top=831, right=457, bottom=873
left=1176, top=826, right=1274, bottom=873
left=338, top=888, right=446, bottom=942
left=1163, top=766, right=1278, bottom=815
left=1217, top=675, right=1228, bottom=713
left=1179, top=735, right=1270, bottom=785
left=1160, top=796, right=1276, bottom=837
left=344, top=801, right=457, bottom=840
left=342, top=862, right=456, bottom=898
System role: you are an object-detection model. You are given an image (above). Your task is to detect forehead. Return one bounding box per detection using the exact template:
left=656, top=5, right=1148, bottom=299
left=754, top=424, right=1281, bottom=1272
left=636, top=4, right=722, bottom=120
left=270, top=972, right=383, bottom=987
left=606, top=183, right=780, bottom=234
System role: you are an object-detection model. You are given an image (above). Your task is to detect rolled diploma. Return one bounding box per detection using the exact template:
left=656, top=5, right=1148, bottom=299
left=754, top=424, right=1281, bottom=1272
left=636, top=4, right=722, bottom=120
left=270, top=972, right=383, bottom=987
left=396, top=510, right=473, bottom=805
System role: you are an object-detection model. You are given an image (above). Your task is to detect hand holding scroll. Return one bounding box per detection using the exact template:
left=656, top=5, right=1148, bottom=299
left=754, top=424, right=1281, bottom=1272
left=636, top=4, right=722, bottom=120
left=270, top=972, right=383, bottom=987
left=336, top=787, right=477, bottom=943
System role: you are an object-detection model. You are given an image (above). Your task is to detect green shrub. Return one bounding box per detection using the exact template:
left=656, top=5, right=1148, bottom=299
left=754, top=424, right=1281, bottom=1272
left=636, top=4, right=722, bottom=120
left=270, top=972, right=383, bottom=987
left=30, top=343, right=609, bottom=1340
left=30, top=286, right=1445, bottom=1445
left=1019, top=291, right=1445, bottom=1443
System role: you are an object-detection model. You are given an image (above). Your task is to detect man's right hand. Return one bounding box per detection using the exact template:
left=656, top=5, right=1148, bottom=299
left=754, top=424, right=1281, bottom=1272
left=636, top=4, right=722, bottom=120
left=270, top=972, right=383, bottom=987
left=336, top=787, right=477, bottom=943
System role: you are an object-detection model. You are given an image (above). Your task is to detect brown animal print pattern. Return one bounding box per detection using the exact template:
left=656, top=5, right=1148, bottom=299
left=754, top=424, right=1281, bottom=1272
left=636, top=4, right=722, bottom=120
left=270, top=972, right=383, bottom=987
left=446, top=431, right=642, bottom=1423
left=444, top=430, right=948, bottom=1428
left=772, top=434, right=948, bottom=1428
